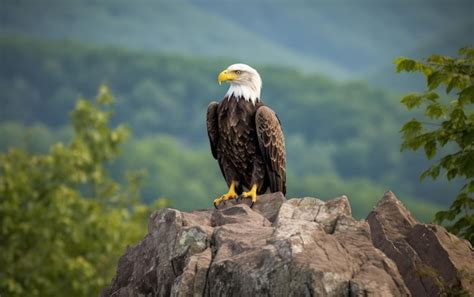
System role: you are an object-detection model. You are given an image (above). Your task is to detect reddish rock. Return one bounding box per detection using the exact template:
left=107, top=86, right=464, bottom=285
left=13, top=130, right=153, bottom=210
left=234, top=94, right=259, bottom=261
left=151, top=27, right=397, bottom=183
left=368, top=191, right=474, bottom=296
left=103, top=191, right=473, bottom=297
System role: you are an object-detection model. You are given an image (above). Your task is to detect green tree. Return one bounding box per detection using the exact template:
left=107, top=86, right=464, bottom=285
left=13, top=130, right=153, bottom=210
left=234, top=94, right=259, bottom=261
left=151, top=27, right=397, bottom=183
left=0, top=86, right=167, bottom=296
left=396, top=47, right=474, bottom=243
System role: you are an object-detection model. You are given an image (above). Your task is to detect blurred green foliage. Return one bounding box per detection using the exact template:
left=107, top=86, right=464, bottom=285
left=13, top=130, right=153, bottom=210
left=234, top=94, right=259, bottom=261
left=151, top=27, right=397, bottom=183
left=0, top=35, right=450, bottom=221
left=0, top=87, right=168, bottom=296
left=397, top=48, right=474, bottom=243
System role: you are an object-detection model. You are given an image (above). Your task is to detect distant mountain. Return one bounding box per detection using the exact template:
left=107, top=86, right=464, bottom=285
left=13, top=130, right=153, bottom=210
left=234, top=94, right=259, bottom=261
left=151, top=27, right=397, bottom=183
left=198, top=1, right=473, bottom=83
left=0, top=0, right=350, bottom=78
left=368, top=19, right=474, bottom=91
left=1, top=0, right=472, bottom=83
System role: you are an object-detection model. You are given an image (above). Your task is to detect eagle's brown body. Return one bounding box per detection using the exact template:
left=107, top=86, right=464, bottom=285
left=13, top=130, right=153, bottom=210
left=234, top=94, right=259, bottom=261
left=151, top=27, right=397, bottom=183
left=207, top=95, right=286, bottom=196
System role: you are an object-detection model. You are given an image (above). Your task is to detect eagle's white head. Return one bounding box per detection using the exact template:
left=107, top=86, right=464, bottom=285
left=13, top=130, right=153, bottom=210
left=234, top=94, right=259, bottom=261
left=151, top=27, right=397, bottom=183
left=217, top=63, right=262, bottom=104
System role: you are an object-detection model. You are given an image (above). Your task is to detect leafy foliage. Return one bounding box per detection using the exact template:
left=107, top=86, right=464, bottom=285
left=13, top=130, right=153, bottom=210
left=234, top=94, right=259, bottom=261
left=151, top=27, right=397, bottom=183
left=0, top=87, right=167, bottom=296
left=397, top=48, right=474, bottom=243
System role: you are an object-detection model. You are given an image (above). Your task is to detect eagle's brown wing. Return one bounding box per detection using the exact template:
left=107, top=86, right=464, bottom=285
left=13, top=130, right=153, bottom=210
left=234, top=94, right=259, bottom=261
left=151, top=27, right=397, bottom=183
left=206, top=102, right=219, bottom=159
left=255, top=106, right=286, bottom=195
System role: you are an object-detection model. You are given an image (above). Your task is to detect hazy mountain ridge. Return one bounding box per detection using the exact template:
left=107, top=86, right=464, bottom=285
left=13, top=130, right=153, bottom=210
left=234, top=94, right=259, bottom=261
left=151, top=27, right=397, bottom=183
left=1, top=0, right=472, bottom=82
left=202, top=0, right=473, bottom=78
left=369, top=18, right=474, bottom=90
left=0, top=0, right=349, bottom=78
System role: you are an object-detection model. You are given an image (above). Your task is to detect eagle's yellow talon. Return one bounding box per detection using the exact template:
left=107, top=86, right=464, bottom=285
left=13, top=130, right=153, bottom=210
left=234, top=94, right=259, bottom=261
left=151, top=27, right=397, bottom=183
left=241, top=184, right=258, bottom=208
left=213, top=181, right=238, bottom=208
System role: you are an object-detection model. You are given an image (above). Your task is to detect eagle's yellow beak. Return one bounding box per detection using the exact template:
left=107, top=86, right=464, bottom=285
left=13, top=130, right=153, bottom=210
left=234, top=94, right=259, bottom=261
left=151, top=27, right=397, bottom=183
left=218, top=70, right=238, bottom=85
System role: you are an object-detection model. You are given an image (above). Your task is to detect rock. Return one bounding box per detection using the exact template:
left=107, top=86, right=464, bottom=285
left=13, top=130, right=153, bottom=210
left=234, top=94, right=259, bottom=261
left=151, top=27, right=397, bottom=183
left=367, top=191, right=474, bottom=296
left=277, top=196, right=352, bottom=234
left=103, top=191, right=473, bottom=297
left=171, top=248, right=212, bottom=297
left=272, top=195, right=407, bottom=296
left=216, top=192, right=286, bottom=223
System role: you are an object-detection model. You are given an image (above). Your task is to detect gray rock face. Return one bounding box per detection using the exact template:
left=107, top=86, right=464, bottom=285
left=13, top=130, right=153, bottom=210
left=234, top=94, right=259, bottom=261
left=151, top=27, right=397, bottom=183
left=102, top=192, right=473, bottom=297
left=367, top=191, right=474, bottom=296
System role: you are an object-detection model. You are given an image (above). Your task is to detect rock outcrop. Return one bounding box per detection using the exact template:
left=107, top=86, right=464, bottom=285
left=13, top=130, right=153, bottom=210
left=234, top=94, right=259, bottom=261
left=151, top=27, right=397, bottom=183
left=102, top=192, right=473, bottom=297
left=367, top=191, right=474, bottom=296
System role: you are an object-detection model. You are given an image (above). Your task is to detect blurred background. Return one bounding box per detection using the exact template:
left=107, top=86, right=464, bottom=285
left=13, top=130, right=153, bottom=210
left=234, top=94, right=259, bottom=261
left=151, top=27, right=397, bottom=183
left=0, top=0, right=473, bottom=294
left=0, top=0, right=474, bottom=296
left=2, top=0, right=473, bottom=217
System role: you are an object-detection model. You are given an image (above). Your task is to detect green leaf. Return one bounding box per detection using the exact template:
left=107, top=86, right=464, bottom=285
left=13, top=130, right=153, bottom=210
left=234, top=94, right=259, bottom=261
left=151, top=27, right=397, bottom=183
left=446, top=76, right=460, bottom=94
left=427, top=54, right=448, bottom=64
left=434, top=209, right=456, bottom=223
left=423, top=140, right=437, bottom=159
left=447, top=168, right=458, bottom=180
left=427, top=71, right=446, bottom=90
left=400, top=119, right=422, bottom=138
left=439, top=154, right=456, bottom=169
left=458, top=151, right=474, bottom=178
left=401, top=94, right=423, bottom=109
left=452, top=193, right=469, bottom=208
left=459, top=85, right=474, bottom=104
left=424, top=92, right=439, bottom=101
left=421, top=165, right=440, bottom=180
left=450, top=108, right=467, bottom=124
left=395, top=57, right=418, bottom=73
left=467, top=181, right=474, bottom=192
left=425, top=103, right=444, bottom=119
left=461, top=131, right=474, bottom=150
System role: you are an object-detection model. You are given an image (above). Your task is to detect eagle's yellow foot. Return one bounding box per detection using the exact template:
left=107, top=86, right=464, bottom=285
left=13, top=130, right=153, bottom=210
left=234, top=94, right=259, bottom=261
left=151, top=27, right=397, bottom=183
left=241, top=184, right=258, bottom=208
left=213, top=182, right=238, bottom=209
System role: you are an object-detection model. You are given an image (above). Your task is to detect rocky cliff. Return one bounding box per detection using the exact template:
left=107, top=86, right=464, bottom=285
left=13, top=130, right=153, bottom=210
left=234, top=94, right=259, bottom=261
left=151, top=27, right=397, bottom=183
left=102, top=192, right=473, bottom=297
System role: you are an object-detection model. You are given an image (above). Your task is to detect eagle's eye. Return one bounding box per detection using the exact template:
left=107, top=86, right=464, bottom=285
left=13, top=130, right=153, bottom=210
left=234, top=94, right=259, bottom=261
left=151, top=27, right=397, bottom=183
left=235, top=70, right=242, bottom=75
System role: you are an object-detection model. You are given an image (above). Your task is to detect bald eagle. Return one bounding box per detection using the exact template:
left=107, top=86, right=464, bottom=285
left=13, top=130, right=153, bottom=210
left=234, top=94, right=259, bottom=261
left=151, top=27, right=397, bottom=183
left=207, top=64, right=286, bottom=208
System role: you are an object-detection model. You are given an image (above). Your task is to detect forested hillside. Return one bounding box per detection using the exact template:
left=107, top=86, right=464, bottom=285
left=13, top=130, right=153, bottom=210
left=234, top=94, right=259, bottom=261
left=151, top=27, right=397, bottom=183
left=1, top=0, right=472, bottom=81
left=0, top=35, right=457, bottom=220
left=369, top=19, right=474, bottom=90
left=199, top=0, right=473, bottom=74
left=0, top=0, right=347, bottom=77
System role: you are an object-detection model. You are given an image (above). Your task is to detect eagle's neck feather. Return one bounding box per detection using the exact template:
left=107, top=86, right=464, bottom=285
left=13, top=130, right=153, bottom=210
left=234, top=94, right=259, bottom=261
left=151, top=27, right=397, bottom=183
left=225, top=84, right=260, bottom=104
